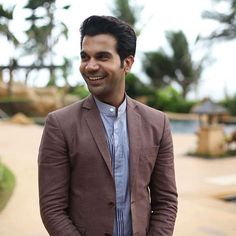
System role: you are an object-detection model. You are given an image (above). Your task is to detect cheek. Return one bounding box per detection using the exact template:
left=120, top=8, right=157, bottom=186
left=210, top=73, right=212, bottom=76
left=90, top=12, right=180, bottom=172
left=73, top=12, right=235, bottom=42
left=79, top=62, right=86, bottom=73
left=79, top=64, right=83, bottom=73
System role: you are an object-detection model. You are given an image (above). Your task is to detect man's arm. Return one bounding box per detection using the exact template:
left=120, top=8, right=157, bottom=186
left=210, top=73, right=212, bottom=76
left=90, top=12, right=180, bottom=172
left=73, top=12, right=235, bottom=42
left=148, top=114, right=178, bottom=236
left=38, top=113, right=81, bottom=236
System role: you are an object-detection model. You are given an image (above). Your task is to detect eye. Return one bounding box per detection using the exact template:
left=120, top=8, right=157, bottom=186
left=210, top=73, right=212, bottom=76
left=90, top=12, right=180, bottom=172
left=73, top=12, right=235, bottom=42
left=96, top=52, right=111, bottom=61
left=80, top=53, right=89, bottom=62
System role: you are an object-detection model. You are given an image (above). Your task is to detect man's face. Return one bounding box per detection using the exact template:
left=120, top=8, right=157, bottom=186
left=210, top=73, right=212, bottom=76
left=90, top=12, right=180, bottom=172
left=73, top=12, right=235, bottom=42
left=80, top=34, right=133, bottom=106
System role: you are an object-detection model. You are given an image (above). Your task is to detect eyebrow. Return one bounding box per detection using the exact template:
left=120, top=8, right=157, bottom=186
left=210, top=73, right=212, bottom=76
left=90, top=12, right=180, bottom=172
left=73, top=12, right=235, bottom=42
left=80, top=50, right=112, bottom=57
left=96, top=51, right=112, bottom=57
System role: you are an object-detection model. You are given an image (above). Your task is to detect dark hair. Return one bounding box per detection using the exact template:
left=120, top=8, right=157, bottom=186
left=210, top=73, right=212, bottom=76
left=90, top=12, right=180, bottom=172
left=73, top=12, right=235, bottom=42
left=80, top=15, right=136, bottom=64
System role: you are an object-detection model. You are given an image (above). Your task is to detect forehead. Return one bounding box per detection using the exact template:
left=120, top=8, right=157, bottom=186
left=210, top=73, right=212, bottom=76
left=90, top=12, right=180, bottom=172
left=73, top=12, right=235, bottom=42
left=81, top=34, right=118, bottom=54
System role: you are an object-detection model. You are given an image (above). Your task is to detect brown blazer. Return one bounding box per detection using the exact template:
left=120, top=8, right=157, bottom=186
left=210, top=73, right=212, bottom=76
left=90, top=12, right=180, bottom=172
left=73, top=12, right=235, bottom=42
left=38, top=95, right=177, bottom=236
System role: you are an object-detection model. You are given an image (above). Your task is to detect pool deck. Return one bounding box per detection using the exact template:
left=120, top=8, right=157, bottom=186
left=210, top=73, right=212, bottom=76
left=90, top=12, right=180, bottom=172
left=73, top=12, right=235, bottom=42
left=0, top=122, right=236, bottom=236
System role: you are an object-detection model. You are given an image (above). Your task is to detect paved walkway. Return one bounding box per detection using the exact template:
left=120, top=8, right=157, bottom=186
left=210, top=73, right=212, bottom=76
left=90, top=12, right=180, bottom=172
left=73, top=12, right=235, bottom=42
left=0, top=122, right=236, bottom=236
left=0, top=122, right=47, bottom=236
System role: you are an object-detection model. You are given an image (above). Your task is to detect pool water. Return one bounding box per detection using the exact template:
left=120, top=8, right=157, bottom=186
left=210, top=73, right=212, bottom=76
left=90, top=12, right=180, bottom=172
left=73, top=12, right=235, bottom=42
left=169, top=120, right=236, bottom=134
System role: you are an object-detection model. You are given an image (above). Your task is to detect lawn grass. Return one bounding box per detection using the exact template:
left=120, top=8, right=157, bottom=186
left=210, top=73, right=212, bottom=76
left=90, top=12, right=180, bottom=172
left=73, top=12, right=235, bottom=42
left=187, top=150, right=236, bottom=159
left=0, top=161, right=16, bottom=212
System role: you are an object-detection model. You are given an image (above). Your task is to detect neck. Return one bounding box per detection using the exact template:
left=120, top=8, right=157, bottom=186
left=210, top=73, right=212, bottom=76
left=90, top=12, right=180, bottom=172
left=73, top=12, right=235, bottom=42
left=94, top=93, right=125, bottom=109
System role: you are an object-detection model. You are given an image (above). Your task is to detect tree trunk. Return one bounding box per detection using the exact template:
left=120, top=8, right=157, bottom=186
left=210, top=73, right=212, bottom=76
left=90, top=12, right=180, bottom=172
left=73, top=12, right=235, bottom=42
left=0, top=70, right=3, bottom=82
left=7, top=68, right=13, bottom=96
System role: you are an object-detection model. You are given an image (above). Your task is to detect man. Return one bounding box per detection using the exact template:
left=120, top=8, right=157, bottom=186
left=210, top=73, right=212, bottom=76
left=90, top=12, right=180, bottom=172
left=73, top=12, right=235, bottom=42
left=38, top=15, right=177, bottom=236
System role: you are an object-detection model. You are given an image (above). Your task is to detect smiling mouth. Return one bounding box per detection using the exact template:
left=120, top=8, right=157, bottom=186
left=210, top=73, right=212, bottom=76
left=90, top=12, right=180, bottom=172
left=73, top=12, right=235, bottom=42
left=86, top=75, right=106, bottom=81
left=88, top=76, right=104, bottom=81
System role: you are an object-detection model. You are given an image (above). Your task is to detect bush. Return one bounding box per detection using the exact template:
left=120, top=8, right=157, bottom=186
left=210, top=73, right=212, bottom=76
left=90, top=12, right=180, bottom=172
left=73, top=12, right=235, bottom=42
left=0, top=160, right=16, bottom=212
left=148, top=86, right=197, bottom=113
left=0, top=97, right=32, bottom=116
left=125, top=73, right=155, bottom=98
left=69, top=84, right=89, bottom=99
left=220, top=94, right=236, bottom=116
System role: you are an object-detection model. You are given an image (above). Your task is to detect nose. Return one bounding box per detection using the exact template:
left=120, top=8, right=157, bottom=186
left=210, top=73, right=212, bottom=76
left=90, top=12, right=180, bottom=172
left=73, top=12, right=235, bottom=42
left=85, top=58, right=99, bottom=71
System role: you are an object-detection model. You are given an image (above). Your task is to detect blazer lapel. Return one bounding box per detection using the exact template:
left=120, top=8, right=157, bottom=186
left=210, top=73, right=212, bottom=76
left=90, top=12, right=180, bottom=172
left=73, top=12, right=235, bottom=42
left=83, top=96, right=113, bottom=177
left=127, top=97, right=142, bottom=192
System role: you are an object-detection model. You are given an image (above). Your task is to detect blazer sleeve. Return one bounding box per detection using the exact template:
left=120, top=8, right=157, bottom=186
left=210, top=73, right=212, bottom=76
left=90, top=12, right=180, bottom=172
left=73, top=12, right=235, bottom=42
left=38, top=113, right=81, bottom=236
left=148, top=114, right=178, bottom=236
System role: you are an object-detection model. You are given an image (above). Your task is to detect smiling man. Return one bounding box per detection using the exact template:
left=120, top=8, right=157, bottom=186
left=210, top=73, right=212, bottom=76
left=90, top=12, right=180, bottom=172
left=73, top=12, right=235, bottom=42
left=38, top=15, right=178, bottom=236
left=80, top=33, right=133, bottom=107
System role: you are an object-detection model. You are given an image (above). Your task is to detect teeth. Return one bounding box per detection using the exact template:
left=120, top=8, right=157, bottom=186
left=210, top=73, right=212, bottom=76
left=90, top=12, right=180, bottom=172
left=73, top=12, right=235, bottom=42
left=88, top=76, right=104, bottom=81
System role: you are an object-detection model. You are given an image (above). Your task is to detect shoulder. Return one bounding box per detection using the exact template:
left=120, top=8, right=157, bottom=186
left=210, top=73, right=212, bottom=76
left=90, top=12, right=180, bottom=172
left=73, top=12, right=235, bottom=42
left=127, top=97, right=166, bottom=122
left=49, top=100, right=81, bottom=119
left=127, top=97, right=172, bottom=143
left=46, top=95, right=93, bottom=123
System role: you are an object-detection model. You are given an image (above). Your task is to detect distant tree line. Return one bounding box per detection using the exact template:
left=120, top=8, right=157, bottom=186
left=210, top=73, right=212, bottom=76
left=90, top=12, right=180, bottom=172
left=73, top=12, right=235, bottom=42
left=0, top=0, right=236, bottom=114
left=112, top=0, right=236, bottom=113
left=0, top=0, right=71, bottom=95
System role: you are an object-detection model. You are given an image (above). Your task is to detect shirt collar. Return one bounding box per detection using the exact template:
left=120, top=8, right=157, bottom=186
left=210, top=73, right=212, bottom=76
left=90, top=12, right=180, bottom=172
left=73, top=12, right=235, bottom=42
left=94, top=96, right=127, bottom=117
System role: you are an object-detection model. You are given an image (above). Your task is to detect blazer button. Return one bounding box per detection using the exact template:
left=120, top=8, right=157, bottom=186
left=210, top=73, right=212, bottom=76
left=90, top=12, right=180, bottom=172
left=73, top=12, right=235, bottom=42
left=104, top=232, right=112, bottom=236
left=108, top=201, right=115, bottom=207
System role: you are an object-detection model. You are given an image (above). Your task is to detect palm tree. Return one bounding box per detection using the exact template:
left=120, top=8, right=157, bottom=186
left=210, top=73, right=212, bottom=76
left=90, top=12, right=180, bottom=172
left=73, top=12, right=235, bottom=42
left=23, top=0, right=70, bottom=86
left=125, top=72, right=154, bottom=98
left=0, top=4, right=19, bottom=45
left=143, top=31, right=204, bottom=99
left=202, top=0, right=236, bottom=41
left=111, top=0, right=143, bottom=35
left=0, top=4, right=19, bottom=95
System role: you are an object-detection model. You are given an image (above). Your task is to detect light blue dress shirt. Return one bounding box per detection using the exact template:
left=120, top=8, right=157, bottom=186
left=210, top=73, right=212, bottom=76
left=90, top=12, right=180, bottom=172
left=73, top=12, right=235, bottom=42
left=95, top=97, right=132, bottom=236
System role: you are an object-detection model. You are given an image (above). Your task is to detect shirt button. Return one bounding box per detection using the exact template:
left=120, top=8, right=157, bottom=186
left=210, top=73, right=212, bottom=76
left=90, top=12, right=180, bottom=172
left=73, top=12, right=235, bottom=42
left=109, top=108, right=114, bottom=112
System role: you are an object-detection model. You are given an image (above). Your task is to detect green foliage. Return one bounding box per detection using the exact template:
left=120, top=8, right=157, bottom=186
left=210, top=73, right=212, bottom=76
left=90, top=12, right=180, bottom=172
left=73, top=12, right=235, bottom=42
left=69, top=84, right=89, bottom=99
left=22, top=0, right=71, bottom=86
left=125, top=73, right=196, bottom=113
left=23, top=0, right=69, bottom=59
left=112, top=0, right=136, bottom=26
left=143, top=51, right=174, bottom=88
left=220, top=94, right=236, bottom=115
left=111, top=0, right=143, bottom=35
left=0, top=97, right=32, bottom=116
left=148, top=86, right=197, bottom=113
left=167, top=31, right=194, bottom=78
left=187, top=150, right=236, bottom=158
left=0, top=1, right=71, bottom=88
left=0, top=160, right=15, bottom=212
left=0, top=4, right=19, bottom=45
left=202, top=0, right=236, bottom=41
left=0, top=4, right=13, bottom=19
left=47, top=70, right=57, bottom=87
left=143, top=31, right=204, bottom=99
left=24, top=0, right=56, bottom=10
left=0, top=96, right=31, bottom=103
left=125, top=73, right=154, bottom=98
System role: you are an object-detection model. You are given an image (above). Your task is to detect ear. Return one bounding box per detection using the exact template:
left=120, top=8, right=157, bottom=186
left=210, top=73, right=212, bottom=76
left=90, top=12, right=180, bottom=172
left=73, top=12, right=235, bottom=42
left=124, top=55, right=134, bottom=74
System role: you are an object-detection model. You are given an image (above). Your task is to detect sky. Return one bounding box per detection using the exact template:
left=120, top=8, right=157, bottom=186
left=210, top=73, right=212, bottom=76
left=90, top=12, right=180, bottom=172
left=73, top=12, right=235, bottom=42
left=1, top=0, right=236, bottom=101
